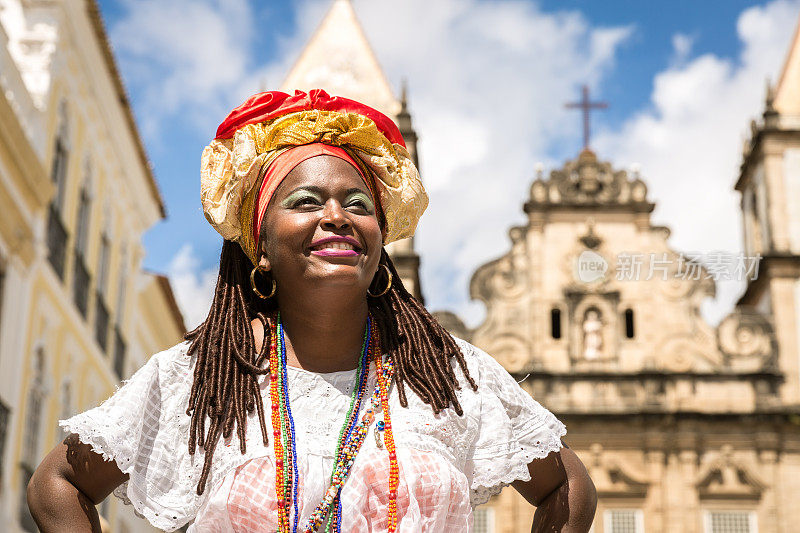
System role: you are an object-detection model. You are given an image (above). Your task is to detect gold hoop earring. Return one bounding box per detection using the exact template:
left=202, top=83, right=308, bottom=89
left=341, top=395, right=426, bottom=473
left=250, top=265, right=276, bottom=299
left=367, top=264, right=392, bottom=298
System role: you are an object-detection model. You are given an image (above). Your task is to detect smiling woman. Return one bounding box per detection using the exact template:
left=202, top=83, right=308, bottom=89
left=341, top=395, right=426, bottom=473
left=28, top=89, right=596, bottom=533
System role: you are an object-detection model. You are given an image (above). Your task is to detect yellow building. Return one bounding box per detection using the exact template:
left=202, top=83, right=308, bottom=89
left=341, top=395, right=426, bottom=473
left=0, top=1, right=185, bottom=532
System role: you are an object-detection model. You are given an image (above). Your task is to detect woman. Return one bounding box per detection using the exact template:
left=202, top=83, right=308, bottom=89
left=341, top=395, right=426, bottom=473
left=28, top=90, right=596, bottom=532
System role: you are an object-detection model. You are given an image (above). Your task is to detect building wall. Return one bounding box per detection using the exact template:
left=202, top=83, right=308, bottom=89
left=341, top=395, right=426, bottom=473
left=469, top=17, right=800, bottom=533
left=0, top=2, right=184, bottom=532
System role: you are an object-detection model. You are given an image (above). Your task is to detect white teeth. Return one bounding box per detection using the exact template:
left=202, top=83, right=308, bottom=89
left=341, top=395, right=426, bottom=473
left=312, top=241, right=356, bottom=251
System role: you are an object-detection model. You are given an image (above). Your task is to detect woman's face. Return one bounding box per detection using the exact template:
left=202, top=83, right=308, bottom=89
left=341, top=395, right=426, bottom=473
left=260, top=155, right=383, bottom=296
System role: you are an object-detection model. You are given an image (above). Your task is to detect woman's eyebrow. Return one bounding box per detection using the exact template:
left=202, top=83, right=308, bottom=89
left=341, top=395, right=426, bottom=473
left=284, top=185, right=324, bottom=196
left=344, top=187, right=371, bottom=196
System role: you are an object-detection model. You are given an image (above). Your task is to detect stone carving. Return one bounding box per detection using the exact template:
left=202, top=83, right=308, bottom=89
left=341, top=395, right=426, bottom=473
left=470, top=226, right=528, bottom=304
left=696, top=445, right=766, bottom=499
left=579, top=219, right=602, bottom=249
left=526, top=150, right=654, bottom=210
left=582, top=309, right=604, bottom=360
left=567, top=291, right=618, bottom=365
left=480, top=334, right=531, bottom=374
left=586, top=443, right=649, bottom=498
left=656, top=336, right=721, bottom=372
left=718, top=307, right=777, bottom=371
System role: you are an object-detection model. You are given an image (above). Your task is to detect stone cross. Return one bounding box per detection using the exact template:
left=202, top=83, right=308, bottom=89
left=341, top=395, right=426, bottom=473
left=565, top=85, right=608, bottom=150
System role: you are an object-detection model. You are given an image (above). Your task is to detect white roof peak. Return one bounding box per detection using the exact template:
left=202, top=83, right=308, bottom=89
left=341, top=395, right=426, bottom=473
left=773, top=13, right=800, bottom=114
left=280, top=0, right=400, bottom=117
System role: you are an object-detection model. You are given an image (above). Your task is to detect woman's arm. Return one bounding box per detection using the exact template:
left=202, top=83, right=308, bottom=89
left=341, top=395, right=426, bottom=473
left=27, top=433, right=129, bottom=533
left=512, top=445, right=597, bottom=533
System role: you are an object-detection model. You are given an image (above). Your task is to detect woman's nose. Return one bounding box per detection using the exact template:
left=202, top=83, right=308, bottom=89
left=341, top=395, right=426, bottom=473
left=321, top=200, right=351, bottom=230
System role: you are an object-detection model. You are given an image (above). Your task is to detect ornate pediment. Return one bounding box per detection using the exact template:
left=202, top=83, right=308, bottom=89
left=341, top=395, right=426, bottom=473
left=586, top=444, right=649, bottom=498
left=695, top=445, right=766, bottom=500
left=470, top=226, right=529, bottom=305
left=717, top=306, right=778, bottom=371
left=526, top=150, right=654, bottom=212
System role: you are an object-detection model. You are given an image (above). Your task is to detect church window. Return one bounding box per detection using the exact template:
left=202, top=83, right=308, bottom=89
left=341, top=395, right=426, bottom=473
left=51, top=104, right=70, bottom=209
left=550, top=308, right=562, bottom=339
left=46, top=102, right=71, bottom=279
left=20, top=347, right=46, bottom=531
left=113, top=245, right=128, bottom=378
left=23, top=347, right=46, bottom=465
left=473, top=507, right=494, bottom=533
left=95, top=232, right=111, bottom=350
left=0, top=258, right=5, bottom=346
left=604, top=509, right=644, bottom=533
left=624, top=308, right=635, bottom=338
left=704, top=510, right=755, bottom=533
left=113, top=330, right=127, bottom=380
left=72, top=164, right=93, bottom=318
left=116, top=244, right=128, bottom=324
left=0, top=397, right=9, bottom=487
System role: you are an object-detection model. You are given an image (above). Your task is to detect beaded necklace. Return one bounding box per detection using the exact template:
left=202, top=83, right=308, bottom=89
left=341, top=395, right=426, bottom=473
left=325, top=326, right=370, bottom=533
left=269, top=314, right=398, bottom=533
left=268, top=320, right=290, bottom=532
left=277, top=319, right=300, bottom=533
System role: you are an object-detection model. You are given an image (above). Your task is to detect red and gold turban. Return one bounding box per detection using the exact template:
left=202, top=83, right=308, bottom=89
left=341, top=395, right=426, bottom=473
left=200, top=89, right=428, bottom=265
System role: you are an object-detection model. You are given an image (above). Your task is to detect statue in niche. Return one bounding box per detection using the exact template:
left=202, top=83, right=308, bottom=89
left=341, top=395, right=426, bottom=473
left=583, top=309, right=604, bottom=359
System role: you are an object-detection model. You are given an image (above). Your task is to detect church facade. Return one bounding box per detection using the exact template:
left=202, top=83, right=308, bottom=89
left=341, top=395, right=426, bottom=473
left=448, top=28, right=800, bottom=533
left=454, top=144, right=799, bottom=533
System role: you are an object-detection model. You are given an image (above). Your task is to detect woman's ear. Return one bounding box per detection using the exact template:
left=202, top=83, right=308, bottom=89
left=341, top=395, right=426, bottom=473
left=259, top=254, right=271, bottom=272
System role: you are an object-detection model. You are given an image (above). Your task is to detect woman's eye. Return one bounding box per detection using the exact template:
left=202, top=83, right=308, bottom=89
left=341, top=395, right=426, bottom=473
left=347, top=199, right=368, bottom=209
left=345, top=195, right=374, bottom=213
left=292, top=196, right=320, bottom=208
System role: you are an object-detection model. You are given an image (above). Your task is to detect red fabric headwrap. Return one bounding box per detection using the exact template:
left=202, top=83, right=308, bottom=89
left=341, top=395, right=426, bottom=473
left=252, top=143, right=371, bottom=246
left=215, top=89, right=406, bottom=147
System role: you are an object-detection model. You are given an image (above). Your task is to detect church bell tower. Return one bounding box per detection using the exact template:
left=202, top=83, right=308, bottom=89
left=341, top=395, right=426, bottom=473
left=736, top=23, right=800, bottom=404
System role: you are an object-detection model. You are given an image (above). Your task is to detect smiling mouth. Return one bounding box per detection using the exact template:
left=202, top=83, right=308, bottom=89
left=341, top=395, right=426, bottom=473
left=309, top=240, right=361, bottom=257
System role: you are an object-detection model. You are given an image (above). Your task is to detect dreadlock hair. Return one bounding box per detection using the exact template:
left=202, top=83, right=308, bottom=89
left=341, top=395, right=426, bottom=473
left=184, top=239, right=477, bottom=495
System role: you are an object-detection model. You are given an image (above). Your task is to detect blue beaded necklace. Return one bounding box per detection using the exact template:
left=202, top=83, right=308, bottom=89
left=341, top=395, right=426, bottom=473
left=277, top=317, right=373, bottom=533
left=278, top=320, right=300, bottom=533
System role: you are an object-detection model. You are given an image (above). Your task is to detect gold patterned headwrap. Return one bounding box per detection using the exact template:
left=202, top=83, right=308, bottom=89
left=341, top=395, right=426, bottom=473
left=200, top=89, right=428, bottom=266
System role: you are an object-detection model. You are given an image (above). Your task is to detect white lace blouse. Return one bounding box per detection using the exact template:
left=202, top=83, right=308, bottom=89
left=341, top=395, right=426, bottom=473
left=61, top=338, right=566, bottom=532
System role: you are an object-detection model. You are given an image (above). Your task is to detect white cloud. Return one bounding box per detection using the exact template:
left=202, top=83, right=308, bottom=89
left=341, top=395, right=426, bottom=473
left=167, top=244, right=218, bottom=329
left=110, top=0, right=255, bottom=135
left=595, top=0, right=800, bottom=324
left=671, top=33, right=694, bottom=64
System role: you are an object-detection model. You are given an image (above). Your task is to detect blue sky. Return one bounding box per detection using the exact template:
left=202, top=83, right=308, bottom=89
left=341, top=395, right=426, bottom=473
left=97, top=0, right=800, bottom=328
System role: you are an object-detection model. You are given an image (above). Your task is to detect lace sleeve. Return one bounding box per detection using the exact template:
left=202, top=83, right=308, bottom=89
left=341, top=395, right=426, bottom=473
left=458, top=340, right=567, bottom=506
left=59, top=342, right=201, bottom=532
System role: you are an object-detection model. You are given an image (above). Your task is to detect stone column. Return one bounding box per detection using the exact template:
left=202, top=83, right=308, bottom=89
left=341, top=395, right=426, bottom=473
left=644, top=448, right=665, bottom=533
left=758, top=448, right=779, bottom=532
left=679, top=449, right=699, bottom=533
